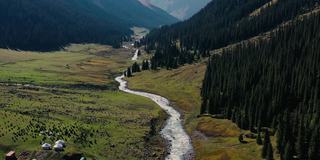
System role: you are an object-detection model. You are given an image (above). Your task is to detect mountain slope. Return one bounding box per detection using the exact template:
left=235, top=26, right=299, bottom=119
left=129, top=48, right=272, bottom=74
left=93, top=0, right=178, bottom=28
left=139, top=0, right=320, bottom=159
left=145, top=0, right=319, bottom=69
left=149, top=0, right=211, bottom=20
left=137, top=0, right=320, bottom=160
left=0, top=0, right=177, bottom=51
left=201, top=9, right=320, bottom=160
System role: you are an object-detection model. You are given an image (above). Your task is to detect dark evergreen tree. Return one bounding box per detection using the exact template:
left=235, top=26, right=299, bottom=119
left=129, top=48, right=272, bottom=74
left=131, top=62, right=141, bottom=73
left=262, top=130, right=271, bottom=158
left=308, top=127, right=320, bottom=160
left=256, top=132, right=263, bottom=145
left=145, top=60, right=150, bottom=70
left=284, top=142, right=293, bottom=160
left=266, top=143, right=274, bottom=160
left=238, top=134, right=244, bottom=143
left=296, top=116, right=308, bottom=159
left=142, top=60, right=150, bottom=70
left=126, top=67, right=132, bottom=77
left=150, top=57, right=158, bottom=70
left=123, top=71, right=127, bottom=77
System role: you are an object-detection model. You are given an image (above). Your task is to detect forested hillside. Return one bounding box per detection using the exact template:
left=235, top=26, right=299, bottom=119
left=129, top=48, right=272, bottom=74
left=201, top=11, right=320, bottom=160
left=0, top=0, right=177, bottom=51
left=139, top=0, right=320, bottom=159
left=144, top=0, right=319, bottom=69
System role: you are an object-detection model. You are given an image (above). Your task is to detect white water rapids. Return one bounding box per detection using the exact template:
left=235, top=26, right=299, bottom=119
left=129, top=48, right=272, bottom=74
left=131, top=49, right=139, bottom=61
left=115, top=75, right=194, bottom=160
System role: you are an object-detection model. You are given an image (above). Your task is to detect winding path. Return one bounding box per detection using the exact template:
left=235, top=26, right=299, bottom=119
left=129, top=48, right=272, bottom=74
left=115, top=75, right=194, bottom=160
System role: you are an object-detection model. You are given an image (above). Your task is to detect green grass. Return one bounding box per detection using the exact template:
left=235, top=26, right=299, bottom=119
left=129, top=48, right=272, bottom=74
left=0, top=87, right=162, bottom=159
left=126, top=62, right=206, bottom=113
left=0, top=44, right=131, bottom=86
left=0, top=44, right=166, bottom=159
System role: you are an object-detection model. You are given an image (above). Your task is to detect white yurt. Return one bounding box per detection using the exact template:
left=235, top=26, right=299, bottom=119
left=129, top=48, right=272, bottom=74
left=55, top=140, right=66, bottom=147
left=41, top=143, right=52, bottom=150
left=53, top=143, right=64, bottom=151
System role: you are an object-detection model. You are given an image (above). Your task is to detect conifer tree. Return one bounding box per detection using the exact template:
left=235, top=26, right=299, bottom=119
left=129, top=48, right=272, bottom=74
left=276, top=120, right=284, bottom=153
left=284, top=142, right=293, bottom=160
left=296, top=117, right=307, bottom=159
left=131, top=62, right=141, bottom=73
left=145, top=60, right=150, bottom=70
left=126, top=67, right=132, bottom=77
left=142, top=60, right=150, bottom=70
left=266, top=143, right=274, bottom=160
left=123, top=71, right=127, bottom=77
left=308, top=128, right=319, bottom=160
left=262, top=130, right=271, bottom=158
left=256, top=132, right=263, bottom=145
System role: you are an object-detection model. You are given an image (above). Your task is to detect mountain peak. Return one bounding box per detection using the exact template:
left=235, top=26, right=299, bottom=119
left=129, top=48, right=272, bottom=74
left=138, top=0, right=154, bottom=9
left=149, top=0, right=211, bottom=20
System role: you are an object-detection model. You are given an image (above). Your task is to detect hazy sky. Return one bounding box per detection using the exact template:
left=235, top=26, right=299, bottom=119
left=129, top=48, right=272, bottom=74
left=149, top=0, right=211, bottom=20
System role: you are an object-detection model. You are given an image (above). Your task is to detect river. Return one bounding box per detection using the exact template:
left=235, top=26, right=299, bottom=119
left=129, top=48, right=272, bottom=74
left=115, top=75, right=194, bottom=160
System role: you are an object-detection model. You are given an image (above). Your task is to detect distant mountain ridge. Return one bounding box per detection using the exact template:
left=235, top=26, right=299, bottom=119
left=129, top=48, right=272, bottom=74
left=138, top=0, right=154, bottom=9
left=0, top=0, right=177, bottom=51
left=149, top=0, right=211, bottom=19
left=90, top=0, right=178, bottom=28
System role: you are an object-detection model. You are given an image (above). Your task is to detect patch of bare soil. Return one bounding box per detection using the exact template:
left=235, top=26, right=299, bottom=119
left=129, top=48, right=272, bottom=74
left=196, top=118, right=240, bottom=137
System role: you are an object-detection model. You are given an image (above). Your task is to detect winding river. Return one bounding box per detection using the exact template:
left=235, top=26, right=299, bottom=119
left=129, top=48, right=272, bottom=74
left=131, top=49, right=139, bottom=61
left=115, top=75, right=194, bottom=160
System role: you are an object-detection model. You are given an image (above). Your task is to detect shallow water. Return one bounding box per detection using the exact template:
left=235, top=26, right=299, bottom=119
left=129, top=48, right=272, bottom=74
left=115, top=75, right=193, bottom=160
left=131, top=49, right=139, bottom=61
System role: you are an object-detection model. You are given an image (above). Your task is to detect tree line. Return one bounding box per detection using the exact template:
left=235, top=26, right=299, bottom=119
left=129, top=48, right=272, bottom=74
left=125, top=60, right=150, bottom=77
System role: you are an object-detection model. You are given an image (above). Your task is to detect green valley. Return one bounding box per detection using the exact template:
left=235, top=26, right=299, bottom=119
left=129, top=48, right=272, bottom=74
left=0, top=44, right=166, bottom=159
left=126, top=62, right=280, bottom=160
left=1, top=0, right=320, bottom=160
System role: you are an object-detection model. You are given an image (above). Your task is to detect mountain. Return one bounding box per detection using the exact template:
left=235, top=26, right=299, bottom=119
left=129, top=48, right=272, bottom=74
left=142, top=0, right=320, bottom=159
left=93, top=0, right=178, bottom=28
left=149, top=0, right=211, bottom=20
left=201, top=13, right=320, bottom=159
left=0, top=0, right=177, bottom=51
left=145, top=0, right=319, bottom=68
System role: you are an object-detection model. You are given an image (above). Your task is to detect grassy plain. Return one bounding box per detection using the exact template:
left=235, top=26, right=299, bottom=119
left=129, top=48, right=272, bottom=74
left=127, top=61, right=280, bottom=160
left=0, top=44, right=131, bottom=86
left=0, top=44, right=165, bottom=160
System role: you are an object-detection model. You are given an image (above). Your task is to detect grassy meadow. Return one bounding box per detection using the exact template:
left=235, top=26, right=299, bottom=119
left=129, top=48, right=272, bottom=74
left=0, top=44, right=166, bottom=160
left=0, top=44, right=130, bottom=86
left=126, top=62, right=280, bottom=160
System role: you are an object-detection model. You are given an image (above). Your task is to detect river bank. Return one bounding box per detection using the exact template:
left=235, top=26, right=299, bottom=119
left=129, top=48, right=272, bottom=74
left=115, top=75, right=194, bottom=160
